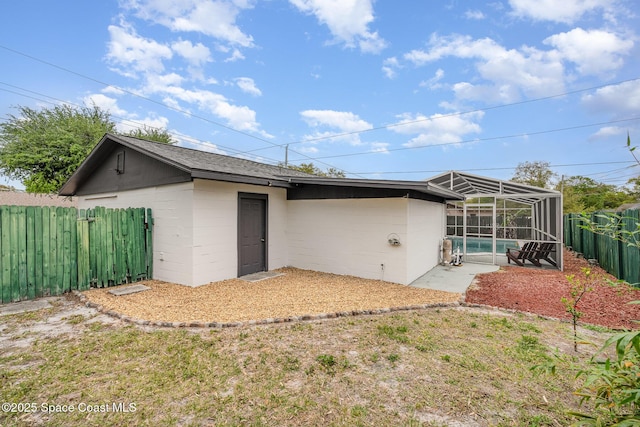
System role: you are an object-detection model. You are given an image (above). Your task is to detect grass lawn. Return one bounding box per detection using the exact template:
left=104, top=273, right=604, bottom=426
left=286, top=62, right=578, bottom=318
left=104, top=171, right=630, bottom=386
left=0, top=302, right=612, bottom=426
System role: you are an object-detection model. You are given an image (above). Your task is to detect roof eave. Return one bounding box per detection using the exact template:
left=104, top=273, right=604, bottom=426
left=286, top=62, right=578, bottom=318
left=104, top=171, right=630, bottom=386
left=287, top=177, right=464, bottom=200
left=191, top=170, right=291, bottom=188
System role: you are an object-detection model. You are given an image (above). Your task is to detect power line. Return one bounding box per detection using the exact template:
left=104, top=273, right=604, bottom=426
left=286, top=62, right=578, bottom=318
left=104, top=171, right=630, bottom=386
left=0, top=82, right=359, bottom=175
left=0, top=45, right=275, bottom=145
left=3, top=44, right=639, bottom=178
left=4, top=79, right=639, bottom=180
left=0, top=44, right=361, bottom=177
left=0, top=83, right=284, bottom=163
left=351, top=161, right=638, bottom=176
left=308, top=116, right=640, bottom=161
left=241, top=77, right=640, bottom=153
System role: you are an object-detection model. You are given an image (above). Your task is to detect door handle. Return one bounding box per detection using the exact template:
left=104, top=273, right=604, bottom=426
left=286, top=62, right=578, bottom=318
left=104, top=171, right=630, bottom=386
left=260, top=238, right=265, bottom=242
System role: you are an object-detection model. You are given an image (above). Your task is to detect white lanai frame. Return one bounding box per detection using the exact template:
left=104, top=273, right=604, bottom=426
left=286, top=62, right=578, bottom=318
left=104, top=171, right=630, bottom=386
left=427, top=171, right=564, bottom=270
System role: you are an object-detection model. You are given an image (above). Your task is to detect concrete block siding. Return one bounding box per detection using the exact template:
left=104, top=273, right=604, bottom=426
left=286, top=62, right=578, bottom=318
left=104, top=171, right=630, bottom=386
left=287, top=198, right=444, bottom=285
left=79, top=180, right=445, bottom=286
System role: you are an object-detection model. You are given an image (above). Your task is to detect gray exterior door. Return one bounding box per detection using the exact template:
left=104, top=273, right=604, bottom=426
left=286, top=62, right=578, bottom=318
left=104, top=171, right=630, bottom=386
left=238, top=193, right=267, bottom=276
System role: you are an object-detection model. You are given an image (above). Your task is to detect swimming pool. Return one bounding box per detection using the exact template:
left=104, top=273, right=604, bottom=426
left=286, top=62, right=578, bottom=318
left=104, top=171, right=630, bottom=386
left=447, top=236, right=519, bottom=254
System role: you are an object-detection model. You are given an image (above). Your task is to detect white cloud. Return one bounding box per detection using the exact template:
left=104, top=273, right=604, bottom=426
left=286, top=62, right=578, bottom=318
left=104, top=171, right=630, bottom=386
left=124, top=0, right=255, bottom=47
left=171, top=40, right=212, bottom=66
left=391, top=111, right=484, bottom=148
left=404, top=35, right=502, bottom=65
left=582, top=79, right=640, bottom=116
left=404, top=34, right=565, bottom=103
left=382, top=57, right=400, bottom=79
left=144, top=72, right=185, bottom=91
left=224, top=48, right=245, bottom=62
left=106, top=23, right=173, bottom=75
left=300, top=109, right=372, bottom=132
left=419, top=68, right=445, bottom=90
left=465, top=10, right=485, bottom=20
left=101, top=3, right=272, bottom=141
left=175, top=131, right=227, bottom=154
left=83, top=93, right=171, bottom=134
left=140, top=74, right=271, bottom=137
left=370, top=142, right=390, bottom=154
left=544, top=28, right=634, bottom=76
left=83, top=93, right=129, bottom=117
left=118, top=115, right=170, bottom=134
left=508, top=0, right=614, bottom=24
left=298, top=145, right=319, bottom=154
left=589, top=125, right=626, bottom=140
left=102, top=86, right=126, bottom=96
left=300, top=109, right=373, bottom=145
left=289, top=0, right=387, bottom=53
left=235, top=77, right=262, bottom=96
left=162, top=96, right=189, bottom=114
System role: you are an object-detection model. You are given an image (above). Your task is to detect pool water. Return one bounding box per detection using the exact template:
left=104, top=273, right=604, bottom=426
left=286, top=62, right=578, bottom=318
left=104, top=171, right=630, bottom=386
left=447, top=236, right=520, bottom=254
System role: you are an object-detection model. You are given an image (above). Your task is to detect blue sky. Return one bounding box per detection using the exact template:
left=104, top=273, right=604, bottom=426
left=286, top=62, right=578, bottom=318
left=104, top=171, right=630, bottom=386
left=1, top=0, right=639, bottom=190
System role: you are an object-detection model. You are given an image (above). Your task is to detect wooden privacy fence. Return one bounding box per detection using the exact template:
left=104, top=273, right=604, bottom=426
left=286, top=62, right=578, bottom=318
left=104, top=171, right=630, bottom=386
left=0, top=206, right=153, bottom=303
left=564, top=209, right=640, bottom=286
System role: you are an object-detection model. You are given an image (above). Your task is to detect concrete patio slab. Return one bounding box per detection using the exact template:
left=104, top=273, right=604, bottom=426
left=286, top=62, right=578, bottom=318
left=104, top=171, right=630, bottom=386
left=108, top=284, right=151, bottom=296
left=239, top=271, right=285, bottom=282
left=410, top=263, right=499, bottom=293
left=0, top=298, right=54, bottom=316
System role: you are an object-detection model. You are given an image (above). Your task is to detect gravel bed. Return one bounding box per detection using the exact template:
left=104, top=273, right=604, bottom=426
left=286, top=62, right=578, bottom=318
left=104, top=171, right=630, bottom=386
left=81, top=267, right=461, bottom=325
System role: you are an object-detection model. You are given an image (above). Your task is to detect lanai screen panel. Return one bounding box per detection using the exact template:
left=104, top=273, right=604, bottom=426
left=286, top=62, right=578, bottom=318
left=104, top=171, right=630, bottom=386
left=428, top=171, right=563, bottom=270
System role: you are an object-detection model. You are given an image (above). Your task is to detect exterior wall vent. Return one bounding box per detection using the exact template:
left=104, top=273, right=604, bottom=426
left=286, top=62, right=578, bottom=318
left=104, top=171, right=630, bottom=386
left=116, top=151, right=125, bottom=174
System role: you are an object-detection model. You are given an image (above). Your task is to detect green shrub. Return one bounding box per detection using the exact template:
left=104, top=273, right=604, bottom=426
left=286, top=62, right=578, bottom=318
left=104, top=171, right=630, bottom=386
left=570, top=331, right=640, bottom=425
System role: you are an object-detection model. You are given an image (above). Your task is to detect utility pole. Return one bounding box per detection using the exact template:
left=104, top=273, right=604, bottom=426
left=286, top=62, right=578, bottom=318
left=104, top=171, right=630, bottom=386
left=284, top=144, right=289, bottom=167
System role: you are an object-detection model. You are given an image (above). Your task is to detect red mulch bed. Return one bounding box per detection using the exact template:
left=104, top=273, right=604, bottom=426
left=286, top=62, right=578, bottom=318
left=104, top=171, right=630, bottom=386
left=465, top=248, right=640, bottom=329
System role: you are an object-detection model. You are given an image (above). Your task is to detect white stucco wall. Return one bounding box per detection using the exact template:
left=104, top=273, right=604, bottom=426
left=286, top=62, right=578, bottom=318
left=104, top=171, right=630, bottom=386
left=286, top=198, right=410, bottom=284
left=406, top=199, right=446, bottom=284
left=77, top=182, right=195, bottom=286
left=191, top=179, right=289, bottom=285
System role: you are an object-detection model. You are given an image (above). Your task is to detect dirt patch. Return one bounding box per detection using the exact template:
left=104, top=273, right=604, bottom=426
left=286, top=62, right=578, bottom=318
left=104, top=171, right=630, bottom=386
left=0, top=297, right=122, bottom=356
left=466, top=248, right=640, bottom=329
left=82, top=267, right=461, bottom=324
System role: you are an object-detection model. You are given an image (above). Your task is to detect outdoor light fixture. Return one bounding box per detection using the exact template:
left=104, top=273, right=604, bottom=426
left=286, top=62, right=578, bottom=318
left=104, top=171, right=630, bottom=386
left=387, top=233, right=401, bottom=246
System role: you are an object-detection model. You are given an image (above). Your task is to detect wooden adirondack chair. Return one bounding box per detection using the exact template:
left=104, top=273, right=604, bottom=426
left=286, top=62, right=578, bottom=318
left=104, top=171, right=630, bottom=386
left=506, top=241, right=540, bottom=266
left=531, top=242, right=558, bottom=267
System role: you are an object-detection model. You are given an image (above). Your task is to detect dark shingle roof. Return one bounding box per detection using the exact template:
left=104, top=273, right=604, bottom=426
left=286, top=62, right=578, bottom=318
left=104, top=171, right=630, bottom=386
left=112, top=134, right=313, bottom=181
left=59, top=133, right=315, bottom=195
left=60, top=133, right=463, bottom=202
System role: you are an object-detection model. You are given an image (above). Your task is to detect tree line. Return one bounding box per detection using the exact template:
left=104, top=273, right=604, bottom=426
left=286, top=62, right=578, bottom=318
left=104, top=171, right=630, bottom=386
left=511, top=160, right=639, bottom=213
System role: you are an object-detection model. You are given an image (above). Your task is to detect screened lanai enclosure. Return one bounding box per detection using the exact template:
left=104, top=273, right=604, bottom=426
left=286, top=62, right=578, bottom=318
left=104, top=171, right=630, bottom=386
left=427, top=171, right=563, bottom=270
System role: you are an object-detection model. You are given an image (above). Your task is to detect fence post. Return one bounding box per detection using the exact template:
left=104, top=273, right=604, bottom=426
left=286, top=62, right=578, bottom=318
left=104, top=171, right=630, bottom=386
left=1, top=207, right=11, bottom=303
left=146, top=208, right=153, bottom=280
left=76, top=209, right=90, bottom=290
left=26, top=207, right=36, bottom=300
left=34, top=208, right=43, bottom=298
left=621, top=209, right=640, bottom=285
left=55, top=207, right=65, bottom=295
left=16, top=206, right=27, bottom=301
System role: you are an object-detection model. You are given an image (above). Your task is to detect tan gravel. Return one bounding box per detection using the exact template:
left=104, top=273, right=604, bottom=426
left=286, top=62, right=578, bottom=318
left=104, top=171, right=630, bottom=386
left=82, top=267, right=460, bottom=323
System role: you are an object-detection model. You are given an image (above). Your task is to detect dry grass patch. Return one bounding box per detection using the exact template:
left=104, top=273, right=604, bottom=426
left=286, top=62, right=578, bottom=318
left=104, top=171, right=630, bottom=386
left=0, top=303, right=609, bottom=427
left=82, top=267, right=460, bottom=323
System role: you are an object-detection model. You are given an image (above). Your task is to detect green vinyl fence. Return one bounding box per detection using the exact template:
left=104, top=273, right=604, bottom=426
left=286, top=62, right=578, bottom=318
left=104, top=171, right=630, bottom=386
left=564, top=209, right=640, bottom=286
left=1, top=206, right=153, bottom=303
